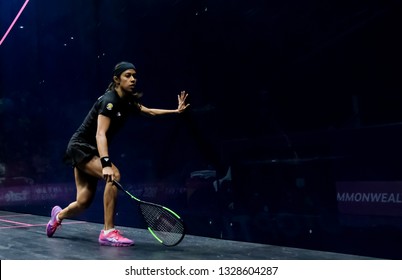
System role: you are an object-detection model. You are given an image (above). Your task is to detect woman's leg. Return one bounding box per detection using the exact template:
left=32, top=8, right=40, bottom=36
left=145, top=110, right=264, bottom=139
left=75, top=156, right=133, bottom=246
left=71, top=156, right=121, bottom=230
left=46, top=160, right=99, bottom=237
left=57, top=167, right=98, bottom=220
left=48, top=156, right=132, bottom=245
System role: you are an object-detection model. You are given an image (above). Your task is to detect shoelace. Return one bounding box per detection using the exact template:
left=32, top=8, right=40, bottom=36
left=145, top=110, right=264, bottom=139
left=109, top=230, right=128, bottom=240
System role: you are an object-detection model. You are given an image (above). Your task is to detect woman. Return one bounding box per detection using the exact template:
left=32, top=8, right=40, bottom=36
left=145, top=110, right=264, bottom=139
left=46, top=61, right=190, bottom=246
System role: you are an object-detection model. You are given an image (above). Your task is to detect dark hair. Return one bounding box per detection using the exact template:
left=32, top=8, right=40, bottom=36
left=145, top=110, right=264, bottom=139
left=113, top=61, right=136, bottom=77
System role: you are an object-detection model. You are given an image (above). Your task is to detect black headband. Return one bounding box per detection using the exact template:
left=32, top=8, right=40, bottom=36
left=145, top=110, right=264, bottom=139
left=113, top=62, right=136, bottom=77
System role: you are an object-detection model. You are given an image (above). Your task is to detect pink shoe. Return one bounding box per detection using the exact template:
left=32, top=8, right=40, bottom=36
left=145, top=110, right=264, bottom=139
left=98, top=229, right=134, bottom=247
left=46, top=206, right=62, bottom=237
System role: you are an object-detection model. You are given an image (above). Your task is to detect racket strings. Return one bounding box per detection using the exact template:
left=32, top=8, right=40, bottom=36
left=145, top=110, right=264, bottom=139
left=140, top=204, right=184, bottom=246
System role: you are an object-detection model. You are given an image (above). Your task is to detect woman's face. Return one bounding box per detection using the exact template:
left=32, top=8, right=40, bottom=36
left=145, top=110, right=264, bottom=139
left=115, top=69, right=137, bottom=93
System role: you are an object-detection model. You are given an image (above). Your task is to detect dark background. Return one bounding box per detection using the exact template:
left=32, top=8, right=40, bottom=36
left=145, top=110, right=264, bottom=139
left=1, top=0, right=402, bottom=259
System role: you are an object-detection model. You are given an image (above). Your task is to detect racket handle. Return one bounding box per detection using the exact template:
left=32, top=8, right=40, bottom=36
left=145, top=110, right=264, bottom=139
left=112, top=180, right=124, bottom=190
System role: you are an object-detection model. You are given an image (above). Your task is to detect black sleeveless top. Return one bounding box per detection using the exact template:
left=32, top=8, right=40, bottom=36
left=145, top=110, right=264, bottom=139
left=70, top=90, right=141, bottom=147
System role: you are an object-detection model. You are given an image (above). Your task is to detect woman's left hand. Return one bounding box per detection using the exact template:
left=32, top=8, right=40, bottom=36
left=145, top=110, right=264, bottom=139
left=177, top=91, right=190, bottom=113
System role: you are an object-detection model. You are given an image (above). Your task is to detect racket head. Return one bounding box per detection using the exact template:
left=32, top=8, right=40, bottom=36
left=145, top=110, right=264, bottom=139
left=139, top=201, right=185, bottom=247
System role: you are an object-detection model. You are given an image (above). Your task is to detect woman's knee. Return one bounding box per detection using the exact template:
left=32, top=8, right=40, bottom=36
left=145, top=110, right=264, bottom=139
left=77, top=199, right=93, bottom=210
left=77, top=196, right=93, bottom=209
left=112, top=166, right=121, bottom=182
left=76, top=186, right=96, bottom=209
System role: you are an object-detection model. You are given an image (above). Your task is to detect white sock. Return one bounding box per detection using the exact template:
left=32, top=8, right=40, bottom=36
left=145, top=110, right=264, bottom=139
left=103, top=228, right=115, bottom=234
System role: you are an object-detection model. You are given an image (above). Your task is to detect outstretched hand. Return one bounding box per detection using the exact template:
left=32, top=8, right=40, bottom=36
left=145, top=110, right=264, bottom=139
left=177, top=91, right=190, bottom=113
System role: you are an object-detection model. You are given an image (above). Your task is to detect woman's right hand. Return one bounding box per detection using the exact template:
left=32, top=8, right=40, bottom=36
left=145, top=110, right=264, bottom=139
left=102, top=166, right=114, bottom=182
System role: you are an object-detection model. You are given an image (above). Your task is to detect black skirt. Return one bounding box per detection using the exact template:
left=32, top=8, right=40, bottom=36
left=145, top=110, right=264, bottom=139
left=63, top=141, right=99, bottom=167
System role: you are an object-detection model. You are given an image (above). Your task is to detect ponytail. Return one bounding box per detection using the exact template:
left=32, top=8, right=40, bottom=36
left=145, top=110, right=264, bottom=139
left=106, top=82, right=115, bottom=92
